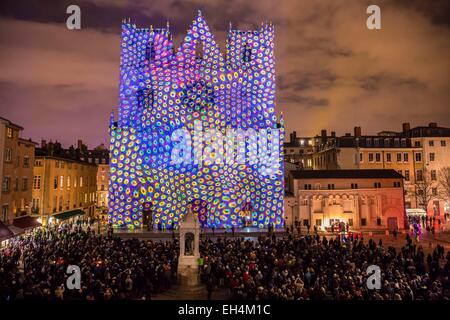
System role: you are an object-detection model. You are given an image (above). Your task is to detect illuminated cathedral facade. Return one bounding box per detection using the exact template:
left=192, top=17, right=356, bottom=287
left=109, top=11, right=284, bottom=229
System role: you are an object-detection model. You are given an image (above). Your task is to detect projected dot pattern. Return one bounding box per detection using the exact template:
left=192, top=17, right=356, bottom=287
left=109, top=12, right=284, bottom=229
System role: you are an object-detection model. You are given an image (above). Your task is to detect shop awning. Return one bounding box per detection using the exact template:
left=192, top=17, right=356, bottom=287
left=13, top=216, right=41, bottom=230
left=406, top=208, right=427, bottom=216
left=53, top=209, right=85, bottom=221
left=0, top=221, right=14, bottom=242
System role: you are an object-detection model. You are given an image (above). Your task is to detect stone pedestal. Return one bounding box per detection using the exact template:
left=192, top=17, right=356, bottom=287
left=177, top=207, right=200, bottom=286
left=178, top=261, right=199, bottom=286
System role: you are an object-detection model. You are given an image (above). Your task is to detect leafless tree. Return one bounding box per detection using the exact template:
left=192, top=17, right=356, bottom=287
left=438, top=167, right=450, bottom=203
left=410, top=169, right=435, bottom=210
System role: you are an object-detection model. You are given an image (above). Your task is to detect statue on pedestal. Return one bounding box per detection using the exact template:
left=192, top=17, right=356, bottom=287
left=177, top=207, right=200, bottom=286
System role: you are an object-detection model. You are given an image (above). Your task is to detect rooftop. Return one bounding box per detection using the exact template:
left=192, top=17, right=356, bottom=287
left=290, top=169, right=404, bottom=180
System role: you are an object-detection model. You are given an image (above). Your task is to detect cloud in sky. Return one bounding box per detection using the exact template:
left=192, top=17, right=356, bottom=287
left=0, top=0, right=449, bottom=147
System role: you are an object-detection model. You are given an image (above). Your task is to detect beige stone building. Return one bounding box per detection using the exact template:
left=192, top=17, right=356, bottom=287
left=284, top=131, right=314, bottom=170
left=405, top=123, right=450, bottom=216
left=287, top=169, right=406, bottom=231
left=32, top=155, right=97, bottom=225
left=96, top=163, right=109, bottom=208
left=310, top=123, right=450, bottom=216
left=0, top=117, right=36, bottom=224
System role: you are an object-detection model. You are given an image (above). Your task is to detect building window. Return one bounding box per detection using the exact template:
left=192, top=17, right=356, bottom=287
left=6, top=127, right=13, bottom=138
left=5, top=148, right=12, bottom=162
left=432, top=188, right=438, bottom=196
left=396, top=153, right=402, bottom=162
left=2, top=177, right=11, bottom=193
left=401, top=139, right=406, bottom=147
left=14, top=178, right=18, bottom=191
left=405, top=170, right=410, bottom=181
left=429, top=140, right=434, bottom=146
left=60, top=176, right=64, bottom=189
left=55, top=161, right=59, bottom=168
left=359, top=153, right=363, bottom=162
left=53, top=176, right=58, bottom=190
left=429, top=153, right=435, bottom=162
left=394, top=139, right=400, bottom=147
left=416, top=170, right=423, bottom=182
left=61, top=162, right=65, bottom=168
left=348, top=219, right=353, bottom=226
left=327, top=184, right=335, bottom=190
left=403, top=153, right=409, bottom=162
left=351, top=183, right=358, bottom=189
left=361, top=218, right=367, bottom=226
left=304, top=184, right=312, bottom=190
left=441, top=140, right=446, bottom=147
left=414, top=141, right=421, bottom=147
left=80, top=176, right=83, bottom=187
left=33, top=175, right=41, bottom=190
left=375, top=153, right=381, bottom=162
left=386, top=153, right=392, bottom=162
left=23, top=156, right=30, bottom=168
left=59, top=196, right=63, bottom=211
left=32, top=198, right=39, bottom=212
left=415, top=152, right=422, bottom=162
left=374, top=182, right=381, bottom=188
left=431, top=170, right=437, bottom=181
left=67, top=176, right=71, bottom=189
left=397, top=170, right=402, bottom=176
left=369, top=153, right=374, bottom=162
left=377, top=218, right=382, bottom=226
left=22, top=177, right=28, bottom=191
left=393, top=181, right=401, bottom=188
left=315, top=219, right=322, bottom=227
left=34, top=159, right=42, bottom=167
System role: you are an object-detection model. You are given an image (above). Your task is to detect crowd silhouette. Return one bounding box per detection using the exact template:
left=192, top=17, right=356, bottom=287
left=1, top=224, right=449, bottom=300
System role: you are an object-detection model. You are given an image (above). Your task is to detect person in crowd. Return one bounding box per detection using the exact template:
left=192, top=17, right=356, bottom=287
left=0, top=226, right=178, bottom=300
left=1, top=223, right=449, bottom=301
left=199, top=234, right=449, bottom=301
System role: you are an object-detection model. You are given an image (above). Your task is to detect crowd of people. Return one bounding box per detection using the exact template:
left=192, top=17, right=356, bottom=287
left=199, top=234, right=449, bottom=300
left=0, top=224, right=178, bottom=300
left=1, top=222, right=449, bottom=300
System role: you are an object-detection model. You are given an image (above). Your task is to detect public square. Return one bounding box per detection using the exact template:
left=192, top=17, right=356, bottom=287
left=1, top=217, right=449, bottom=300
left=0, top=0, right=449, bottom=307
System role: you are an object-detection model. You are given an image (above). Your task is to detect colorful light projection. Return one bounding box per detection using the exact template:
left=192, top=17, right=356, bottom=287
left=109, top=11, right=284, bottom=229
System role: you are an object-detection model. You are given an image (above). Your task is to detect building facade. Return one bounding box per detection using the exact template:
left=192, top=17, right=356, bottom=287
left=96, top=163, right=109, bottom=208
left=404, top=123, right=450, bottom=216
left=109, top=12, right=284, bottom=229
left=0, top=117, right=36, bottom=224
left=32, top=141, right=98, bottom=225
left=288, top=170, right=406, bottom=231
left=284, top=131, right=314, bottom=170
left=310, top=123, right=450, bottom=215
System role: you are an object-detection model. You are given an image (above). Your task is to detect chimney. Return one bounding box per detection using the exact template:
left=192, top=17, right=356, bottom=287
left=321, top=129, right=327, bottom=138
left=41, top=139, right=47, bottom=149
left=77, top=139, right=83, bottom=150
left=429, top=122, right=437, bottom=128
left=354, top=126, right=361, bottom=137
left=402, top=122, right=410, bottom=132
left=345, top=133, right=351, bottom=137
left=331, top=131, right=336, bottom=137
left=292, top=131, right=297, bottom=141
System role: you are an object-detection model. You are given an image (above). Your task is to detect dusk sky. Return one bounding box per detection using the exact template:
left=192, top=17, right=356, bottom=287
left=0, top=0, right=449, bottom=148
